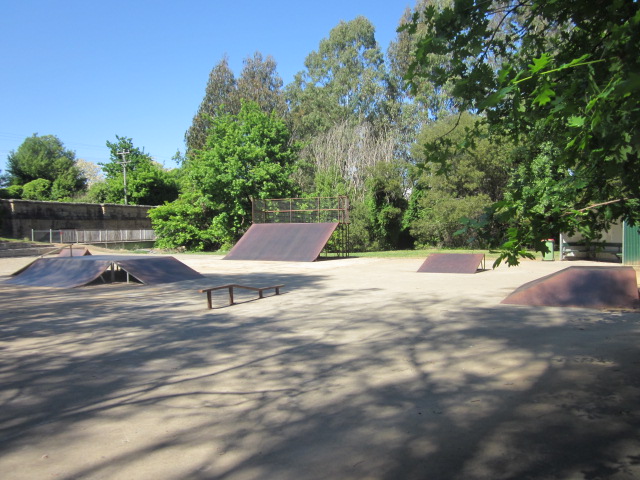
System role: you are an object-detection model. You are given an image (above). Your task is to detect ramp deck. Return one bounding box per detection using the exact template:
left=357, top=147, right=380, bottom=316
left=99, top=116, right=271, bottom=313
left=417, top=253, right=485, bottom=274
left=501, top=266, right=639, bottom=309
left=224, top=223, right=339, bottom=262
left=5, top=255, right=203, bottom=288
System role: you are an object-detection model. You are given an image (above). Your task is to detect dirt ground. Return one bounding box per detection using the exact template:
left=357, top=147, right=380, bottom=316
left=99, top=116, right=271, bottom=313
left=0, top=253, right=639, bottom=480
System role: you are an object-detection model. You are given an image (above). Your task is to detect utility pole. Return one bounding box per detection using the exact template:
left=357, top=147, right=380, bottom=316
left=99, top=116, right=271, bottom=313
left=117, top=150, right=131, bottom=205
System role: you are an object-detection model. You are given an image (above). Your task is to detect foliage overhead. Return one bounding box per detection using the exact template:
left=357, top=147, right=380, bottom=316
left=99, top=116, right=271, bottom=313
left=407, top=113, right=513, bottom=248
left=403, top=0, right=640, bottom=265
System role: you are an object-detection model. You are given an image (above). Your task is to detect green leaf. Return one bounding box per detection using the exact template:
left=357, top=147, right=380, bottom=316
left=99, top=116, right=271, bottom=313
left=533, top=86, right=556, bottom=105
left=529, top=53, right=552, bottom=74
left=478, top=86, right=514, bottom=109
left=567, top=115, right=585, bottom=127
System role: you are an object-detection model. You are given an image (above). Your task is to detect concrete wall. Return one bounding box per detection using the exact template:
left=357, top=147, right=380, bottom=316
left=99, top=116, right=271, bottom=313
left=0, top=199, right=154, bottom=239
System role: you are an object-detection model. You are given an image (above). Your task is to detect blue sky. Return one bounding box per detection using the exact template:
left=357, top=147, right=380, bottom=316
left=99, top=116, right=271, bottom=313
left=0, top=0, right=413, bottom=174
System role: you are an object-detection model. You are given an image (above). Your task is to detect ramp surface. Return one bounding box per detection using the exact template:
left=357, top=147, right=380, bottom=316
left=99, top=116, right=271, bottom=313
left=5, top=257, right=113, bottom=288
left=501, top=266, right=639, bottom=309
left=417, top=253, right=485, bottom=274
left=5, top=255, right=203, bottom=288
left=114, top=257, right=204, bottom=284
left=57, top=247, right=92, bottom=257
left=224, top=223, right=339, bottom=262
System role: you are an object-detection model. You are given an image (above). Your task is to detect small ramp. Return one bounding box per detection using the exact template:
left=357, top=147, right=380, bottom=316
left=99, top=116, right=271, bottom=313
left=114, top=257, right=204, bottom=284
left=57, top=247, right=92, bottom=257
left=224, top=223, right=339, bottom=262
left=5, top=255, right=203, bottom=288
left=501, top=266, right=640, bottom=309
left=6, top=257, right=113, bottom=288
left=418, top=253, right=485, bottom=274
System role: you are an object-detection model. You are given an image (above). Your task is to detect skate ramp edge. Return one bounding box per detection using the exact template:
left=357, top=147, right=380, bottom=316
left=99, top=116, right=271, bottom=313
left=501, top=266, right=640, bottom=309
left=224, top=223, right=339, bottom=262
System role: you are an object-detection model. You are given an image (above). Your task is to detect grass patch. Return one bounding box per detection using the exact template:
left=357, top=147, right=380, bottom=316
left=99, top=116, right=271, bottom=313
left=324, top=248, right=504, bottom=261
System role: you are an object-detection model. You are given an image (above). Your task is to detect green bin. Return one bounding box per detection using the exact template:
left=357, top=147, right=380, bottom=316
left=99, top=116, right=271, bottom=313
left=542, top=239, right=555, bottom=261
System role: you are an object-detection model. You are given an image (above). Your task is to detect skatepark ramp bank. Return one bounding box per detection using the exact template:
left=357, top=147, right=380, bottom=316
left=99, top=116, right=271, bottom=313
left=4, top=256, right=203, bottom=288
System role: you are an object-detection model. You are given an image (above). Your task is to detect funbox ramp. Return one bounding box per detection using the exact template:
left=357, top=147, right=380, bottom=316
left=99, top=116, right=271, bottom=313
left=5, top=255, right=203, bottom=288
left=417, top=253, right=485, bottom=274
left=57, top=247, right=92, bottom=257
left=501, top=266, right=640, bottom=309
left=224, top=223, right=339, bottom=262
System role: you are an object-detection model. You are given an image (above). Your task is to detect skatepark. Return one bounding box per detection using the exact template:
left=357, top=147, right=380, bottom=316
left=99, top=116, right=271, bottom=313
left=1, top=250, right=639, bottom=480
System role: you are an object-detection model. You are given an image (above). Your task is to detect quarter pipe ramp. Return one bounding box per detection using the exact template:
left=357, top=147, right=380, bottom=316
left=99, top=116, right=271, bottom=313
left=501, top=266, right=639, bottom=309
left=224, top=223, right=339, bottom=262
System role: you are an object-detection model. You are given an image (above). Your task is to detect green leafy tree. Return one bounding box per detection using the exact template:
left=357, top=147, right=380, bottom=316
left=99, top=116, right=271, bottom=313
left=362, top=161, right=411, bottom=250
left=99, top=135, right=179, bottom=205
left=286, top=16, right=391, bottom=139
left=403, top=0, right=640, bottom=265
left=21, top=178, right=51, bottom=201
left=185, top=53, right=287, bottom=155
left=185, top=57, right=238, bottom=154
left=6, top=134, right=87, bottom=200
left=406, top=113, right=513, bottom=247
left=236, top=52, right=287, bottom=119
left=151, top=102, right=300, bottom=250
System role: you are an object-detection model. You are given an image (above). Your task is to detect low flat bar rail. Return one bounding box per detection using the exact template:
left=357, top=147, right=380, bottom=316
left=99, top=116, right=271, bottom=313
left=199, top=284, right=284, bottom=308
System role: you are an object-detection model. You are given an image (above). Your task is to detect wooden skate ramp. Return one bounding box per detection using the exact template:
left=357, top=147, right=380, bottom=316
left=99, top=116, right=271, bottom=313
left=501, top=266, right=640, bottom=309
left=5, top=256, right=203, bottom=288
left=224, top=223, right=339, bottom=262
left=57, top=247, right=92, bottom=256
left=6, top=257, right=112, bottom=288
left=114, top=257, right=203, bottom=284
left=417, top=253, right=485, bottom=274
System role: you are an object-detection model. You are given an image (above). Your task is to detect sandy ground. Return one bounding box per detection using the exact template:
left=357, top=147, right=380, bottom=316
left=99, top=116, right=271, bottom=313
left=0, top=253, right=639, bottom=480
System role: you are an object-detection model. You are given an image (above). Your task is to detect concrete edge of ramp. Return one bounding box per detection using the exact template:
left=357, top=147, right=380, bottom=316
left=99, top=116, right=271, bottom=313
left=224, top=223, right=339, bottom=262
left=417, top=253, right=485, bottom=274
left=501, top=265, right=640, bottom=309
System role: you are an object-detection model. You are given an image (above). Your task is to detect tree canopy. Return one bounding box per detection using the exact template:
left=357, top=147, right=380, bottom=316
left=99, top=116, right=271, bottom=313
left=402, top=0, right=640, bottom=264
left=185, top=53, right=287, bottom=154
left=151, top=102, right=299, bottom=250
left=6, top=134, right=87, bottom=201
left=286, top=16, right=391, bottom=139
left=94, top=135, right=179, bottom=206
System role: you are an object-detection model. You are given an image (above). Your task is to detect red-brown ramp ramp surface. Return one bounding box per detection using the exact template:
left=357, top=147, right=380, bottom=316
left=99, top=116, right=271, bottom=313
left=5, top=257, right=113, bottom=288
left=224, top=223, right=339, bottom=262
left=501, top=266, right=640, bottom=309
left=417, top=253, right=485, bottom=274
left=5, top=256, right=203, bottom=288
left=115, top=257, right=203, bottom=284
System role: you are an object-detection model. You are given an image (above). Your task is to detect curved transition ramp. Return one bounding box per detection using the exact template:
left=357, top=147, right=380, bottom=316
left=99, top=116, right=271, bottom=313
left=5, top=255, right=203, bottom=288
left=224, top=223, right=339, bottom=262
left=501, top=266, right=640, bottom=309
left=417, top=253, right=486, bottom=274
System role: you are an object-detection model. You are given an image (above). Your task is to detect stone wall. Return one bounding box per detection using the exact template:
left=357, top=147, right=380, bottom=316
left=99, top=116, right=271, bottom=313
left=0, top=199, right=154, bottom=239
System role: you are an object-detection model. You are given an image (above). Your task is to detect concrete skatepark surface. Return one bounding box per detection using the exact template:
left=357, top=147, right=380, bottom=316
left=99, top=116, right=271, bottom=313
left=0, top=254, right=639, bottom=480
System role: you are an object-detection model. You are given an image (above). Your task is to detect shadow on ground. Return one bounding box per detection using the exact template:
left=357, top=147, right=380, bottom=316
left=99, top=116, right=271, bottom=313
left=0, top=269, right=639, bottom=479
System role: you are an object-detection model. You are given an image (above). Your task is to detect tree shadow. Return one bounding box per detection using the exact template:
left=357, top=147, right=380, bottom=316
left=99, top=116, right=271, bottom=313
left=0, top=273, right=639, bottom=479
